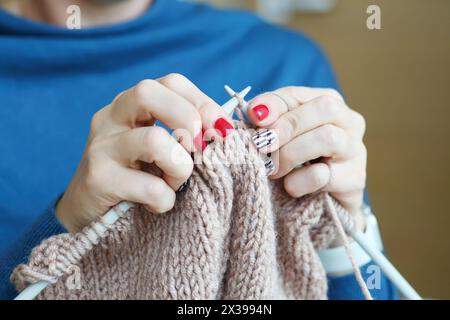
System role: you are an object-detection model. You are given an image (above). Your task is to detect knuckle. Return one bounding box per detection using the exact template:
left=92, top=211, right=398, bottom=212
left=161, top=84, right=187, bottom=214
left=196, top=98, right=216, bottom=114
left=142, top=126, right=167, bottom=150
left=310, top=166, right=330, bottom=188
left=319, top=124, right=341, bottom=149
left=111, top=90, right=126, bottom=104
left=134, top=79, right=158, bottom=105
left=285, top=112, right=301, bottom=136
left=325, top=88, right=343, bottom=100
left=318, top=95, right=340, bottom=116
left=160, top=73, right=188, bottom=88
left=283, top=86, right=298, bottom=96
left=90, top=109, right=104, bottom=133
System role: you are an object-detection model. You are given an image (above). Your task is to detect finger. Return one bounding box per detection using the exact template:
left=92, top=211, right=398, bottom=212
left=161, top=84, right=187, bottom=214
left=246, top=86, right=344, bottom=127
left=157, top=73, right=235, bottom=142
left=322, top=156, right=367, bottom=215
left=283, top=163, right=330, bottom=198
left=322, top=154, right=366, bottom=193
left=246, top=92, right=289, bottom=126
left=109, top=126, right=193, bottom=190
left=271, top=124, right=355, bottom=179
left=111, top=165, right=176, bottom=214
left=107, top=79, right=202, bottom=151
left=271, top=86, right=364, bottom=136
left=274, top=86, right=345, bottom=104
left=253, top=95, right=358, bottom=154
left=328, top=190, right=364, bottom=215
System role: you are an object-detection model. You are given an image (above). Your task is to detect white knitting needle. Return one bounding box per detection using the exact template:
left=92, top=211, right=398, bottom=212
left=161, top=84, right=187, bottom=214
left=224, top=85, right=422, bottom=300
left=14, top=280, right=49, bottom=300
left=224, top=85, right=251, bottom=121
left=14, top=88, right=253, bottom=301
left=222, top=85, right=251, bottom=116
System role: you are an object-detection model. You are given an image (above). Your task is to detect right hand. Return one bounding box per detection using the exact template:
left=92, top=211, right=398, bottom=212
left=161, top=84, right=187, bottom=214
left=56, top=74, right=235, bottom=232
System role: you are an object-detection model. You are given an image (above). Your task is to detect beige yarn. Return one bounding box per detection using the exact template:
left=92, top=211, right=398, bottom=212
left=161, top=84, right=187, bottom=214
left=11, top=125, right=360, bottom=300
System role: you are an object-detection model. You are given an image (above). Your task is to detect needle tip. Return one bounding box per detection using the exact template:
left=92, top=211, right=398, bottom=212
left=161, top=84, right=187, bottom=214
left=224, top=85, right=235, bottom=96
left=240, top=86, right=251, bottom=99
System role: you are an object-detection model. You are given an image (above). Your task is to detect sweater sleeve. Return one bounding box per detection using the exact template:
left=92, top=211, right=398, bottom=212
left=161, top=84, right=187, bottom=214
left=0, top=196, right=67, bottom=300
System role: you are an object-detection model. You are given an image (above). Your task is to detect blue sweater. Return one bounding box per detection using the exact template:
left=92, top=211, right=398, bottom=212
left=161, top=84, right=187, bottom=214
left=0, top=0, right=396, bottom=300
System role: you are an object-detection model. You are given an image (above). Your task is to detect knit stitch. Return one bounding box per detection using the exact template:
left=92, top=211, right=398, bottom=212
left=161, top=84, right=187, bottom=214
left=11, top=125, right=357, bottom=300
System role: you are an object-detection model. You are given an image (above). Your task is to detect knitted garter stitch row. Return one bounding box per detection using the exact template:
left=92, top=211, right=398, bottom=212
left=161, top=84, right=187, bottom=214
left=11, top=123, right=357, bottom=299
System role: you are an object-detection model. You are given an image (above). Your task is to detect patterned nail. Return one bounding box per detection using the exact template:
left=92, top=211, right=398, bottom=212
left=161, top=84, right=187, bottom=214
left=262, top=153, right=276, bottom=176
left=252, top=129, right=277, bottom=150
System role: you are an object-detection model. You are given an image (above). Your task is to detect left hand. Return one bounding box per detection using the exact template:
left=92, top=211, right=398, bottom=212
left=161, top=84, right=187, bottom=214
left=247, top=87, right=367, bottom=230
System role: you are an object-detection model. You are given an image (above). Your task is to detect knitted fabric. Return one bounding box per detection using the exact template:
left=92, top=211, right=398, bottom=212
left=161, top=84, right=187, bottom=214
left=11, top=125, right=356, bottom=300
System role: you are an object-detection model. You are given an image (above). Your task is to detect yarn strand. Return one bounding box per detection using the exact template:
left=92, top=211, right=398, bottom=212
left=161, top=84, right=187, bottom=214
left=325, top=194, right=373, bottom=300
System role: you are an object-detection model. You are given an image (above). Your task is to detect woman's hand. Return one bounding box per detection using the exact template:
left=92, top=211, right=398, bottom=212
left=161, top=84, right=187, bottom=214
left=247, top=87, right=367, bottom=230
left=56, top=74, right=235, bottom=232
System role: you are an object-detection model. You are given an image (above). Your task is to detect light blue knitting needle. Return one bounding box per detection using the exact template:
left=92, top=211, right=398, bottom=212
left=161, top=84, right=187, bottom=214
left=224, top=85, right=422, bottom=300
left=14, top=87, right=253, bottom=301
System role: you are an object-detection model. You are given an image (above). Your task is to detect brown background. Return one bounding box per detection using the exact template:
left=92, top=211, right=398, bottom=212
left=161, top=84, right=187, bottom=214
left=205, top=0, right=450, bottom=299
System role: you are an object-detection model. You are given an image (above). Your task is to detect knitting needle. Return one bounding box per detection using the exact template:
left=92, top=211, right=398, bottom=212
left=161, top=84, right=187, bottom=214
left=224, top=85, right=251, bottom=121
left=223, top=85, right=422, bottom=300
left=222, top=85, right=251, bottom=116
left=14, top=280, right=49, bottom=300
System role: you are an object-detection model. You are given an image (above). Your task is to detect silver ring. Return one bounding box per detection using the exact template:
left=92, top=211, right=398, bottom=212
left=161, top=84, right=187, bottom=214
left=271, top=92, right=294, bottom=112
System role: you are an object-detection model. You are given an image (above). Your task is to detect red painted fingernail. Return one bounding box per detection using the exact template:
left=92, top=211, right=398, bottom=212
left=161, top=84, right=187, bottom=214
left=252, top=104, right=269, bottom=121
left=214, top=118, right=234, bottom=137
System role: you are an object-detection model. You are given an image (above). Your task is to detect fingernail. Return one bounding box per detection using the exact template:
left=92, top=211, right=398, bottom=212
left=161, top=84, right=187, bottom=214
left=262, top=153, right=275, bottom=176
left=214, top=118, right=234, bottom=138
left=176, top=180, right=190, bottom=193
left=252, top=104, right=269, bottom=121
left=252, top=129, right=277, bottom=150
